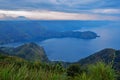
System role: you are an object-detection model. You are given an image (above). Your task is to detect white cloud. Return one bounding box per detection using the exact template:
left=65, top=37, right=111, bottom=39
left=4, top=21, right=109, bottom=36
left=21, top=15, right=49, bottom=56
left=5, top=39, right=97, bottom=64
left=91, top=9, right=120, bottom=14
left=0, top=10, right=119, bottom=20
left=46, top=0, right=100, bottom=7
left=24, top=0, right=99, bottom=5
left=17, top=0, right=100, bottom=7
left=0, top=14, right=5, bottom=18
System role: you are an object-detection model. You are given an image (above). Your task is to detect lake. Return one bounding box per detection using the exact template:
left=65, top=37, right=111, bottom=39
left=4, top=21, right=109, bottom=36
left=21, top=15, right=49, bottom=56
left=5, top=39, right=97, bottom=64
left=1, top=21, right=120, bottom=62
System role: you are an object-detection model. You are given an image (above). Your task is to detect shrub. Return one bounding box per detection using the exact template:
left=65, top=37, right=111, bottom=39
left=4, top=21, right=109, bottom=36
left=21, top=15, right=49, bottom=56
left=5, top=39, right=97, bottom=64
left=67, top=64, right=84, bottom=77
left=88, top=62, right=116, bottom=80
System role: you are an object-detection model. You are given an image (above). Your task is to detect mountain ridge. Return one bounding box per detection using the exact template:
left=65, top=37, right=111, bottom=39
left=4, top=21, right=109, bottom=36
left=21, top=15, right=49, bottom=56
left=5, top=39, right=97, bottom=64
left=0, top=21, right=99, bottom=44
left=0, top=42, right=49, bottom=62
left=77, top=48, right=120, bottom=71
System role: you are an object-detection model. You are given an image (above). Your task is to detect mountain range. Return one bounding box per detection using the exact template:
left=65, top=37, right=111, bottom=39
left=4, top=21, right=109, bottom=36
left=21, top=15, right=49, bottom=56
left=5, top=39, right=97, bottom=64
left=0, top=21, right=101, bottom=44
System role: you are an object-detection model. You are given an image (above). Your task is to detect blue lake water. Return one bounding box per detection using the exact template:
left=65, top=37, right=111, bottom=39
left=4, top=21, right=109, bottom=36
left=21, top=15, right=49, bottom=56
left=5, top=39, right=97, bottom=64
left=1, top=21, right=120, bottom=62
left=38, top=22, right=120, bottom=62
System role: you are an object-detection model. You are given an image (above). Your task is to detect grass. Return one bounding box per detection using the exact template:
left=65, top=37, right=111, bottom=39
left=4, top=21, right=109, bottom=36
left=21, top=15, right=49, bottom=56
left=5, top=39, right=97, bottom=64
left=0, top=62, right=117, bottom=80
left=0, top=63, right=66, bottom=80
left=72, top=62, right=116, bottom=80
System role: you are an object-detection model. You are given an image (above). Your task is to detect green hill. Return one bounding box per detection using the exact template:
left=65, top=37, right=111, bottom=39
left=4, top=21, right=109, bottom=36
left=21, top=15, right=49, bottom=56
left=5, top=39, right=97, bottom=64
left=0, top=43, right=49, bottom=62
left=0, top=51, right=25, bottom=63
left=77, top=48, right=120, bottom=71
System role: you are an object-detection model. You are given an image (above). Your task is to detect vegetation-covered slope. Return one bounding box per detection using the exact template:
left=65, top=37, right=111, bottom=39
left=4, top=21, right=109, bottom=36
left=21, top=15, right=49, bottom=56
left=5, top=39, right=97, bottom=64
left=78, top=48, right=116, bottom=65
left=0, top=43, right=120, bottom=80
left=77, top=48, right=120, bottom=74
left=0, top=51, right=26, bottom=63
left=0, top=54, right=117, bottom=80
left=0, top=43, right=49, bottom=62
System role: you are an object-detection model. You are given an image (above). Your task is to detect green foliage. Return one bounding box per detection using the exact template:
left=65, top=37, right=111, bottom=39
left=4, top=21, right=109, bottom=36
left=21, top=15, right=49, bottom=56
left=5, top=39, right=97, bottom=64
left=74, top=62, right=116, bottom=80
left=0, top=63, right=66, bottom=80
left=0, top=54, right=117, bottom=80
left=74, top=72, right=92, bottom=80
left=67, top=64, right=84, bottom=77
left=88, top=62, right=116, bottom=80
left=66, top=62, right=116, bottom=80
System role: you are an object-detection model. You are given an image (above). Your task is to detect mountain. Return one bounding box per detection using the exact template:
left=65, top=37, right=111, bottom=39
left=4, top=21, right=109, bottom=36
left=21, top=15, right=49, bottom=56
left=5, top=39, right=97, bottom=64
left=0, top=43, right=49, bottom=62
left=0, top=50, right=25, bottom=63
left=0, top=21, right=99, bottom=44
left=0, top=49, right=9, bottom=55
left=77, top=48, right=120, bottom=71
left=0, top=21, right=47, bottom=44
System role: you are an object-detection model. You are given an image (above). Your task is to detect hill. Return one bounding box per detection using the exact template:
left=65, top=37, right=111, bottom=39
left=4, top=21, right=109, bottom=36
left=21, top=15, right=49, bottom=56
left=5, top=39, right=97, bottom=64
left=0, top=50, right=26, bottom=63
left=77, top=48, right=120, bottom=71
left=0, top=43, right=49, bottom=62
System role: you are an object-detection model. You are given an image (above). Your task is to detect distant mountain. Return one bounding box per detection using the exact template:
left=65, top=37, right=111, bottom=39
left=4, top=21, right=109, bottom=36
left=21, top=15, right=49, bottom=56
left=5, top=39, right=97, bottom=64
left=0, top=43, right=49, bottom=62
left=0, top=21, right=48, bottom=44
left=77, top=48, right=120, bottom=71
left=15, top=16, right=29, bottom=20
left=0, top=21, right=99, bottom=44
left=1, top=16, right=29, bottom=20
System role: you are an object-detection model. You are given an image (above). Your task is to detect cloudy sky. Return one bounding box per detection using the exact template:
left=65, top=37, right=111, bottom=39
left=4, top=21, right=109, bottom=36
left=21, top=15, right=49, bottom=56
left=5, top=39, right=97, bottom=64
left=0, top=0, right=120, bottom=20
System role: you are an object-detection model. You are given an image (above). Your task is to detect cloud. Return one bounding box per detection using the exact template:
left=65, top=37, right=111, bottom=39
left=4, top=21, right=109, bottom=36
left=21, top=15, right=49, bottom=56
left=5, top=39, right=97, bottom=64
left=48, top=0, right=100, bottom=6
left=0, top=10, right=119, bottom=20
left=0, top=0, right=119, bottom=20
left=0, top=0, right=119, bottom=10
left=91, top=9, right=120, bottom=14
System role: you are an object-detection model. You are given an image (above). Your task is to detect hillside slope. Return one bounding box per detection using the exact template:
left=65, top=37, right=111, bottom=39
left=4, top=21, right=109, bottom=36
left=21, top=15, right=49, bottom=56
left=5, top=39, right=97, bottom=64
left=78, top=48, right=120, bottom=71
left=0, top=43, right=49, bottom=62
left=0, top=50, right=25, bottom=63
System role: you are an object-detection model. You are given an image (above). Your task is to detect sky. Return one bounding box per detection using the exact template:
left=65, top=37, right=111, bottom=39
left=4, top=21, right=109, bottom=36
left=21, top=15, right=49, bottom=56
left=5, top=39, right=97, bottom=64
left=0, top=0, right=120, bottom=20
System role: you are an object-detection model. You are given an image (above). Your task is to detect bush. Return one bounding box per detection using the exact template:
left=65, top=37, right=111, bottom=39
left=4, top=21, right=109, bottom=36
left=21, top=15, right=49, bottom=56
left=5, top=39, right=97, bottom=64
left=67, top=64, right=84, bottom=77
left=73, top=62, right=116, bottom=80
left=88, top=62, right=116, bottom=80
